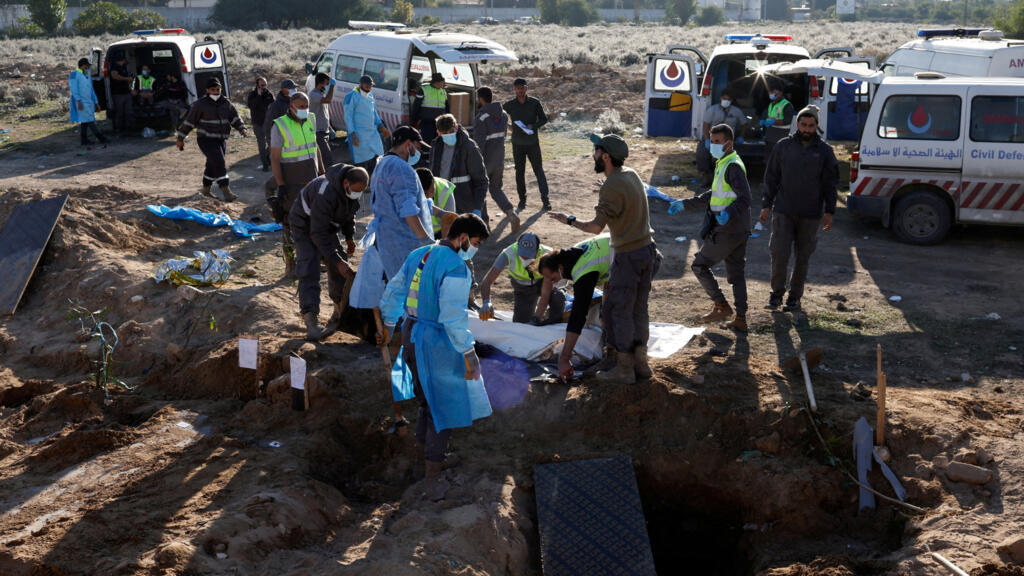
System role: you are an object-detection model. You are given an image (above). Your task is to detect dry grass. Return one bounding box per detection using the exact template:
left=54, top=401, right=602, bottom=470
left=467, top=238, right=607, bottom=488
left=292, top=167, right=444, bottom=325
left=0, top=21, right=918, bottom=74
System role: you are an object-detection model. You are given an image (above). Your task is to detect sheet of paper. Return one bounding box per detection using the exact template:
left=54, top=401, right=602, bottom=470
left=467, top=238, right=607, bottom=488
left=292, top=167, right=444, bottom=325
left=290, top=356, right=306, bottom=390
left=514, top=120, right=534, bottom=135
left=238, top=338, right=258, bottom=370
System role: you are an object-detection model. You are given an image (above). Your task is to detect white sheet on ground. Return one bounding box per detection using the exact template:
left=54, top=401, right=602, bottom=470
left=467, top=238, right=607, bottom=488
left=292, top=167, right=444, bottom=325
left=469, top=311, right=703, bottom=363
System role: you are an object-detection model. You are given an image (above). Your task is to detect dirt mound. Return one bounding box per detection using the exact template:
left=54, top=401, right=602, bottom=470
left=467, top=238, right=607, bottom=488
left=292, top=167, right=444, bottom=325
left=28, top=427, right=137, bottom=472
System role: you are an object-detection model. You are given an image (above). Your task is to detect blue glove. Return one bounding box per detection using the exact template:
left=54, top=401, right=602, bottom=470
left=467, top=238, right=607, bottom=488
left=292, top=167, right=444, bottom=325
left=716, top=211, right=730, bottom=225
left=736, top=137, right=744, bottom=145
left=329, top=78, right=336, bottom=87
left=472, top=209, right=482, bottom=217
left=764, top=118, right=775, bottom=127
left=668, top=200, right=686, bottom=214
left=758, top=119, right=765, bottom=127
left=704, top=139, right=711, bottom=149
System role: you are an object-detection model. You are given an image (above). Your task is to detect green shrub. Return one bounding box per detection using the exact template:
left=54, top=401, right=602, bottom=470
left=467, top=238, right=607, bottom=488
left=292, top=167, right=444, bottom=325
left=538, top=0, right=560, bottom=23
left=27, top=0, right=67, bottom=34
left=5, top=17, right=47, bottom=38
left=128, top=9, right=168, bottom=31
left=73, top=2, right=128, bottom=35
left=560, top=0, right=597, bottom=26
left=666, top=0, right=696, bottom=24
left=996, top=0, right=1024, bottom=38
left=695, top=5, right=724, bottom=25
left=391, top=0, right=414, bottom=24
left=211, top=0, right=379, bottom=29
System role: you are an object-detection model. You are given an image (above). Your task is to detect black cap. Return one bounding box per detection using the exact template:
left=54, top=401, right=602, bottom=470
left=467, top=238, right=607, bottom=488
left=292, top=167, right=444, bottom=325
left=430, top=72, right=445, bottom=84
left=589, top=133, right=629, bottom=161
left=78, top=58, right=91, bottom=67
left=206, top=77, right=222, bottom=88
left=359, top=74, right=375, bottom=86
left=391, top=125, right=431, bottom=150
left=280, top=79, right=297, bottom=90
left=513, top=77, right=527, bottom=87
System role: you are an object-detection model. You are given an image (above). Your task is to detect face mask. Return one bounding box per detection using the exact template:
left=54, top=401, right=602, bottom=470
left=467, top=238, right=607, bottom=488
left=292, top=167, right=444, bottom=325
left=283, top=89, right=292, bottom=97
left=721, top=99, right=731, bottom=108
left=519, top=257, right=534, bottom=268
left=407, top=147, right=421, bottom=166
left=710, top=143, right=725, bottom=159
left=441, top=133, right=457, bottom=146
left=295, top=108, right=309, bottom=120
left=769, top=93, right=778, bottom=101
left=209, top=93, right=221, bottom=101
left=459, top=241, right=477, bottom=261
left=345, top=186, right=362, bottom=200
left=142, top=71, right=149, bottom=77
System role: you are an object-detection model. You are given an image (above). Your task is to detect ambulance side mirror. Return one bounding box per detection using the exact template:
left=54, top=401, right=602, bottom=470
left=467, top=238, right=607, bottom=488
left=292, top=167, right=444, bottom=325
left=305, top=63, right=314, bottom=75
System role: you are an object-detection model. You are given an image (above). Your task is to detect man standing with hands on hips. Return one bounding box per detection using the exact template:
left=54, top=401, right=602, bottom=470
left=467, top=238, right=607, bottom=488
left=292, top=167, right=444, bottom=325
left=761, top=105, right=837, bottom=315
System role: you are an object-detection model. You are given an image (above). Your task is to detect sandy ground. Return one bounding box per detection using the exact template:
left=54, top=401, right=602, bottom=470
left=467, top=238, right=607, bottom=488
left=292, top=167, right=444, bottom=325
left=2, top=62, right=1024, bottom=576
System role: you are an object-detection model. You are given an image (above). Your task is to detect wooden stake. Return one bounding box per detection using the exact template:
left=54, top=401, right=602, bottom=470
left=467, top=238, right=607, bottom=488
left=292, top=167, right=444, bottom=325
left=876, top=373, right=887, bottom=447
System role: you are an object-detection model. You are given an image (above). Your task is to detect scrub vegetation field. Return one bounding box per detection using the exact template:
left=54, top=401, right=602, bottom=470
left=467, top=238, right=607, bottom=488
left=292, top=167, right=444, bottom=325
left=2, top=19, right=1024, bottom=576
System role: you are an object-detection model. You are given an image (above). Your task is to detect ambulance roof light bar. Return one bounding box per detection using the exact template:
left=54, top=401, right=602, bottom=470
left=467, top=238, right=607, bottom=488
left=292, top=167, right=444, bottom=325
left=724, top=33, right=793, bottom=43
left=132, top=28, right=188, bottom=36
left=917, top=28, right=988, bottom=38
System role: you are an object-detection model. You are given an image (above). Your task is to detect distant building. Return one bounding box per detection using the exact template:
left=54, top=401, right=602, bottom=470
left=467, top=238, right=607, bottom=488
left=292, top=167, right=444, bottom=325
left=792, top=6, right=811, bottom=20
left=166, top=0, right=216, bottom=8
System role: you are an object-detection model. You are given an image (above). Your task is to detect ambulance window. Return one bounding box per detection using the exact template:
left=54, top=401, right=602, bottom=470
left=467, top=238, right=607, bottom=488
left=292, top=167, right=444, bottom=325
left=970, top=96, right=1024, bottom=143
left=877, top=95, right=960, bottom=140
left=434, top=60, right=474, bottom=88
left=364, top=59, right=401, bottom=91
left=652, top=58, right=692, bottom=92
left=335, top=55, right=363, bottom=84
left=152, top=49, right=174, bottom=61
left=410, top=56, right=431, bottom=82
left=829, top=62, right=871, bottom=96
left=933, top=54, right=989, bottom=76
left=316, top=53, right=334, bottom=77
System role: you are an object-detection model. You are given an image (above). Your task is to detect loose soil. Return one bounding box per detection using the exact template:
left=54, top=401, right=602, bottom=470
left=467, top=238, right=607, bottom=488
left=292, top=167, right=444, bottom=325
left=1, top=60, right=1024, bottom=576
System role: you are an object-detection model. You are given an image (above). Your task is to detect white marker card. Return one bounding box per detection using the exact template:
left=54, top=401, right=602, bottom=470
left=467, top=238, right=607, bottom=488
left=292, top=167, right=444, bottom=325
left=290, top=356, right=307, bottom=390
left=238, top=338, right=258, bottom=370
left=514, top=120, right=534, bottom=135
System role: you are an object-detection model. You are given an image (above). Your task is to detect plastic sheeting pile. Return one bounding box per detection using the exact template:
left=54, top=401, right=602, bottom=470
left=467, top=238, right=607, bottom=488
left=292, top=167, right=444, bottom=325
left=469, top=310, right=703, bottom=363
left=154, top=249, right=232, bottom=286
left=146, top=205, right=282, bottom=238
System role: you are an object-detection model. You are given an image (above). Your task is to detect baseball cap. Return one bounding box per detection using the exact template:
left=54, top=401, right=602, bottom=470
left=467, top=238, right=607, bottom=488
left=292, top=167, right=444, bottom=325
left=513, top=77, right=527, bottom=87
left=280, top=79, right=297, bottom=90
left=517, top=233, right=540, bottom=259
left=359, top=75, right=375, bottom=86
left=391, top=125, right=431, bottom=150
left=206, top=77, right=222, bottom=88
left=430, top=72, right=445, bottom=84
left=589, top=133, right=629, bottom=161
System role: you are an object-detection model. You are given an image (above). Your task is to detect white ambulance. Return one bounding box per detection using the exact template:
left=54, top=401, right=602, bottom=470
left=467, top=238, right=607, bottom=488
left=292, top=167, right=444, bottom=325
left=90, top=28, right=229, bottom=124
left=882, top=28, right=1024, bottom=78
left=304, top=25, right=517, bottom=133
left=643, top=34, right=874, bottom=159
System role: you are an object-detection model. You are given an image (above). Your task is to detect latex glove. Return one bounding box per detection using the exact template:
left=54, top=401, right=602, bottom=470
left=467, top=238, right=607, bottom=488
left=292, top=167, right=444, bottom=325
left=346, top=238, right=357, bottom=255
left=736, top=137, right=744, bottom=145
left=472, top=209, right=482, bottom=217
left=764, top=118, right=775, bottom=127
left=479, top=300, right=494, bottom=321
left=758, top=119, right=765, bottom=127
left=175, top=138, right=184, bottom=151
left=704, top=139, right=710, bottom=149
left=668, top=200, right=686, bottom=214
left=464, top=349, right=481, bottom=380
left=329, top=78, right=336, bottom=87
left=335, top=260, right=355, bottom=280
left=376, top=324, right=392, bottom=346
left=557, top=355, right=573, bottom=383
left=716, top=211, right=730, bottom=226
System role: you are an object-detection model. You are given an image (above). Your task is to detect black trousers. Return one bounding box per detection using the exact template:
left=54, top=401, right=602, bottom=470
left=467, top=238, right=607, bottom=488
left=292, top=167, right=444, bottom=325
left=79, top=122, right=106, bottom=146
left=691, top=230, right=748, bottom=315
left=198, top=137, right=228, bottom=188
left=512, top=143, right=549, bottom=206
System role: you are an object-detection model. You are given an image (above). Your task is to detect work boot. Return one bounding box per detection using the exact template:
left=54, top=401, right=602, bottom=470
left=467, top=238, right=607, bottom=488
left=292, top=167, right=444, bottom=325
left=700, top=301, right=733, bottom=323
left=324, top=301, right=344, bottom=334
left=200, top=185, right=214, bottom=198
left=783, top=300, right=801, bottom=313
left=506, top=208, right=521, bottom=235
left=594, top=353, right=636, bottom=384
left=220, top=185, right=237, bottom=202
left=423, top=461, right=449, bottom=501
left=634, top=345, right=652, bottom=380
left=586, top=346, right=617, bottom=374
left=516, top=200, right=526, bottom=212
left=302, top=312, right=323, bottom=341
left=725, top=315, right=748, bottom=332
left=765, top=293, right=783, bottom=310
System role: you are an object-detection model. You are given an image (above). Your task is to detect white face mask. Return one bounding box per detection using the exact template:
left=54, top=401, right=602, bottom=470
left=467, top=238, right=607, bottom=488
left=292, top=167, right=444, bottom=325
left=721, top=99, right=731, bottom=108
left=346, top=187, right=362, bottom=200
left=294, top=108, right=309, bottom=120
left=209, top=93, right=221, bottom=101
left=519, top=256, right=535, bottom=268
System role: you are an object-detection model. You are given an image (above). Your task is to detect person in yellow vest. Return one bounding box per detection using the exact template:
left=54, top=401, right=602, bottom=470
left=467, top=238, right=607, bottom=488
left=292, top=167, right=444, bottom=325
left=134, top=65, right=156, bottom=108
left=417, top=167, right=457, bottom=238
left=267, top=91, right=325, bottom=277
left=419, top=73, right=450, bottom=147
left=535, top=235, right=613, bottom=381
left=479, top=233, right=566, bottom=324
left=669, top=123, right=751, bottom=332
left=760, top=83, right=793, bottom=160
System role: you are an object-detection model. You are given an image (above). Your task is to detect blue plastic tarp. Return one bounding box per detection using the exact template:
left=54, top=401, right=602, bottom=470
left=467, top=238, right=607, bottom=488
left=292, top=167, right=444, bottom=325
left=146, top=205, right=282, bottom=238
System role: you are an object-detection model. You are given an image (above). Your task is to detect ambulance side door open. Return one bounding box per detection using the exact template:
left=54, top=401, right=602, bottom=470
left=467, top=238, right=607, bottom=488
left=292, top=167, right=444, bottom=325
left=192, top=40, right=229, bottom=101
left=961, top=86, right=1024, bottom=225
left=823, top=57, right=876, bottom=141
left=90, top=47, right=108, bottom=111
left=644, top=53, right=700, bottom=138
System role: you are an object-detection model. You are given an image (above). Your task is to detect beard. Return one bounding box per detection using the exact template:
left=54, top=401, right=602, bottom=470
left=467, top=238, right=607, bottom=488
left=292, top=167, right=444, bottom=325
left=799, top=131, right=814, bottom=142
left=594, top=158, right=605, bottom=173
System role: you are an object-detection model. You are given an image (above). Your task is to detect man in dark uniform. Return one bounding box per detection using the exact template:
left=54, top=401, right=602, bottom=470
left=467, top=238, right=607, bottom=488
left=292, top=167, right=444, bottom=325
left=176, top=78, right=248, bottom=202
left=290, top=164, right=369, bottom=339
left=109, top=52, right=134, bottom=133
left=247, top=76, right=275, bottom=170
left=472, top=86, right=519, bottom=233
left=503, top=77, right=550, bottom=211
left=161, top=71, right=191, bottom=130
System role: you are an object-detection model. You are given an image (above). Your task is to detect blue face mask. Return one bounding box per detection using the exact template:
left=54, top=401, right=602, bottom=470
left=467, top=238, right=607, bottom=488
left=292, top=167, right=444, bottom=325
left=294, top=108, right=309, bottom=119
left=407, top=147, right=421, bottom=166
left=769, top=92, right=778, bottom=101
left=710, top=143, right=726, bottom=159
left=441, top=132, right=457, bottom=146
left=459, top=240, right=477, bottom=261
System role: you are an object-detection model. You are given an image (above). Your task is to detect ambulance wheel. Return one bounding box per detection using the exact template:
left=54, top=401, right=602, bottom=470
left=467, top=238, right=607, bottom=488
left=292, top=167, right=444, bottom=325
left=893, top=190, right=951, bottom=245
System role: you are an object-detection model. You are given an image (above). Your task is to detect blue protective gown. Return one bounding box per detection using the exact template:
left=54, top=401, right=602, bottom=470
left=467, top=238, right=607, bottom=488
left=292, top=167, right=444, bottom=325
left=342, top=87, right=385, bottom=164
left=380, top=243, right=493, bottom=433
left=69, top=68, right=98, bottom=124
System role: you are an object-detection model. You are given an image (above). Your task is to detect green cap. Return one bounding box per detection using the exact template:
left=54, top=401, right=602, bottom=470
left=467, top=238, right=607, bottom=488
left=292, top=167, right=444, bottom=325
left=589, top=133, right=628, bottom=161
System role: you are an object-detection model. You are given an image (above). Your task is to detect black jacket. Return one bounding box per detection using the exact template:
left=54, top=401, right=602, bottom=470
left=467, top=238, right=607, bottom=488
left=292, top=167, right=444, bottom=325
left=263, top=92, right=291, bottom=145
left=429, top=126, right=489, bottom=212
left=247, top=87, right=274, bottom=126
left=763, top=134, right=839, bottom=218
left=290, top=163, right=361, bottom=265
left=176, top=96, right=246, bottom=140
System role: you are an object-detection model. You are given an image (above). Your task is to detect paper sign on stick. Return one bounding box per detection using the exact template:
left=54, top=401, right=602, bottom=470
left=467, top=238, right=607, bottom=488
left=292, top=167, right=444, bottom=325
left=239, top=338, right=258, bottom=370
left=290, top=356, right=306, bottom=390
